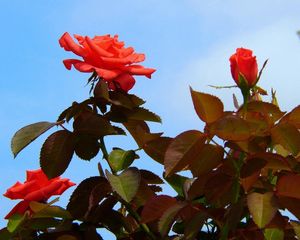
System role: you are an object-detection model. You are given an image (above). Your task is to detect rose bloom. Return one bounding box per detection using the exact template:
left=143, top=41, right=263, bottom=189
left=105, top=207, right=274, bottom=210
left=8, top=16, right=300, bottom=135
left=3, top=169, right=75, bottom=219
left=229, top=48, right=258, bottom=87
left=59, top=32, right=156, bottom=92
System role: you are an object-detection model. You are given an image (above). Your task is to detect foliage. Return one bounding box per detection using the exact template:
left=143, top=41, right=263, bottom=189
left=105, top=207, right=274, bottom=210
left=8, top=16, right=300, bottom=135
left=2, top=35, right=300, bottom=240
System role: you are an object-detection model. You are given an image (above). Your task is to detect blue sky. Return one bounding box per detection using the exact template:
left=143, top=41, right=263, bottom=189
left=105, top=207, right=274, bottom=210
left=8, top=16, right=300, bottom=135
left=1, top=0, right=300, bottom=237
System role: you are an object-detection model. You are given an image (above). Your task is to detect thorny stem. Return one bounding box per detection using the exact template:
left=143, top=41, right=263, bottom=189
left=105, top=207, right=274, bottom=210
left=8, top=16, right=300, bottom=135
left=99, top=136, right=156, bottom=240
left=99, top=137, right=109, bottom=160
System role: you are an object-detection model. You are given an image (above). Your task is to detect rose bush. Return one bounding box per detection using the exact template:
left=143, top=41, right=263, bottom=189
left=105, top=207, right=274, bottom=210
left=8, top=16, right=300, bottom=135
left=3, top=169, right=75, bottom=219
left=59, top=32, right=156, bottom=92
left=3, top=34, right=300, bottom=239
left=229, top=47, right=258, bottom=87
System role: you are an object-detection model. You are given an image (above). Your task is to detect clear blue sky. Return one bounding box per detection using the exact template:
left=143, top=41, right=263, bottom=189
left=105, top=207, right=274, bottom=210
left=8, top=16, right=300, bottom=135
left=1, top=1, right=300, bottom=237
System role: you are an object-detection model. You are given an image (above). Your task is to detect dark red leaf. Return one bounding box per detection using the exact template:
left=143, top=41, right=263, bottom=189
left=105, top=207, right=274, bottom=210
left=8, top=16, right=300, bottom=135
left=40, top=130, right=75, bottom=179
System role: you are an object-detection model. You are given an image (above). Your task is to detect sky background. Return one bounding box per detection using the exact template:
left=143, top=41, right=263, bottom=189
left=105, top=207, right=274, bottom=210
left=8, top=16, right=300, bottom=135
left=1, top=0, right=300, bottom=238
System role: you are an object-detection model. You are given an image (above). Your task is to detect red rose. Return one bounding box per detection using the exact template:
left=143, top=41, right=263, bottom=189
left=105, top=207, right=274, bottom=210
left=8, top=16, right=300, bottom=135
left=59, top=32, right=156, bottom=92
left=3, top=169, right=75, bottom=219
left=229, top=48, right=258, bottom=87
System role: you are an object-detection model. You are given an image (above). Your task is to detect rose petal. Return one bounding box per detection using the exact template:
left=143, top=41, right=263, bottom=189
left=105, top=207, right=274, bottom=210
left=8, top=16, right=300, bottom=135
left=112, top=73, right=136, bottom=92
left=24, top=181, right=62, bottom=201
left=63, top=59, right=95, bottom=73
left=94, top=67, right=122, bottom=80
left=119, top=47, right=134, bottom=58
left=229, top=54, right=239, bottom=84
left=59, top=32, right=87, bottom=57
left=86, top=36, right=114, bottom=57
left=4, top=181, right=37, bottom=199
left=60, top=33, right=156, bottom=91
left=4, top=168, right=75, bottom=202
left=125, top=65, right=156, bottom=78
left=26, top=169, right=48, bottom=183
left=238, top=56, right=258, bottom=86
left=52, top=179, right=76, bottom=195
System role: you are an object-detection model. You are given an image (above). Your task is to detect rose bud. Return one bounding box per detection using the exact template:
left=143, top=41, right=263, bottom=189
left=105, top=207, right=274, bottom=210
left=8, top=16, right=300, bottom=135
left=229, top=48, right=258, bottom=88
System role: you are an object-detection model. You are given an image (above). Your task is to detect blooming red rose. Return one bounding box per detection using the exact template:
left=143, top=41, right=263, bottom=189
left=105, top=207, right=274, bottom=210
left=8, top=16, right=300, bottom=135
left=4, top=169, right=75, bottom=219
left=59, top=32, right=156, bottom=92
left=229, top=48, right=258, bottom=87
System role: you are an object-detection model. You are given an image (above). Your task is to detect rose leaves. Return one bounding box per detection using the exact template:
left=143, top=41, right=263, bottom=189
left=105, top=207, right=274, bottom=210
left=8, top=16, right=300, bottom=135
left=9, top=78, right=300, bottom=239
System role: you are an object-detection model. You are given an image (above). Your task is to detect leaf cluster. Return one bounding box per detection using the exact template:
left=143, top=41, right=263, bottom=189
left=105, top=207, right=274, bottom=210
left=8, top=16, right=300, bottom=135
left=4, top=77, right=300, bottom=240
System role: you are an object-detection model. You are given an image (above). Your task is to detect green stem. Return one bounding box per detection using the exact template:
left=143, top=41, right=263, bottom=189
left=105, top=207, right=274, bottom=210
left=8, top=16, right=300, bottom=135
left=100, top=138, right=116, bottom=174
left=99, top=137, right=109, bottom=160
left=241, top=88, right=250, bottom=119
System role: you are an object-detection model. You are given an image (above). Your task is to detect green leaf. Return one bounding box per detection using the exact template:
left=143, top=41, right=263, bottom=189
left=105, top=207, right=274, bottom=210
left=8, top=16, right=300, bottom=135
left=108, top=149, right=137, bottom=172
left=67, top=177, right=111, bottom=219
left=141, top=195, right=177, bottom=223
left=164, top=173, right=189, bottom=197
left=271, top=122, right=300, bottom=156
left=106, top=167, right=141, bottom=202
left=190, top=87, right=224, bottom=123
left=276, top=173, right=300, bottom=199
left=11, top=121, right=56, bottom=157
left=7, top=213, right=26, bottom=233
left=40, top=130, right=75, bottom=179
left=190, top=144, right=224, bottom=176
left=264, top=228, right=284, bottom=240
left=210, top=115, right=251, bottom=141
left=164, top=130, right=206, bottom=176
left=30, top=202, right=71, bottom=219
left=247, top=192, right=278, bottom=228
left=0, top=228, right=12, bottom=239
left=158, top=202, right=187, bottom=237
left=291, top=221, right=300, bottom=238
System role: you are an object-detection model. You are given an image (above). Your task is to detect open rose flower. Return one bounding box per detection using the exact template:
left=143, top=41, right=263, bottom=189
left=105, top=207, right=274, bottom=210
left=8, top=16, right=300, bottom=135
left=229, top=48, right=258, bottom=87
left=59, top=32, right=156, bottom=92
left=3, top=169, right=75, bottom=219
